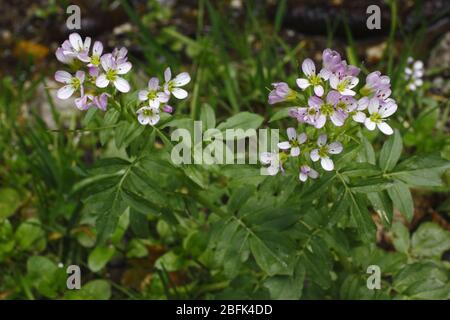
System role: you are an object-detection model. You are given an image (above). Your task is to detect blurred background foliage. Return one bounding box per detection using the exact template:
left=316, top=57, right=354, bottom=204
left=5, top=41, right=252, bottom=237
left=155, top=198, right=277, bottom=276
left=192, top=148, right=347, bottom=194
left=0, top=0, right=449, bottom=299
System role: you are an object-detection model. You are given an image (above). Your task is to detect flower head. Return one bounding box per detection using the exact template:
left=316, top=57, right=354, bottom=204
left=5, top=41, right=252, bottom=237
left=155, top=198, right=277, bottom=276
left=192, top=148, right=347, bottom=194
left=330, top=73, right=359, bottom=96
left=299, top=165, right=319, bottom=182
left=268, top=82, right=295, bottom=105
left=278, top=127, right=307, bottom=157
left=363, top=98, right=397, bottom=135
left=87, top=41, right=104, bottom=67
left=163, top=67, right=191, bottom=99
left=61, top=33, right=91, bottom=63
left=296, top=58, right=325, bottom=97
left=310, top=134, right=343, bottom=171
left=260, top=152, right=284, bottom=176
left=137, top=106, right=160, bottom=126
left=138, top=77, right=169, bottom=108
left=55, top=70, right=85, bottom=99
left=95, top=54, right=132, bottom=92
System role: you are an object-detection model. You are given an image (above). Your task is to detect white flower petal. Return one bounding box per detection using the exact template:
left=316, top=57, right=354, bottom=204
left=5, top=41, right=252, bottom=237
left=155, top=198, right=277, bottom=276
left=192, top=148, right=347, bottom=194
left=377, top=122, right=393, bottom=135
left=138, top=90, right=149, bottom=101
left=113, top=77, right=130, bottom=93
left=302, top=58, right=316, bottom=76
left=57, top=85, right=75, bottom=99
left=260, top=152, right=274, bottom=164
left=173, top=72, right=191, bottom=86
left=368, top=98, right=380, bottom=114
left=328, top=142, right=343, bottom=154
left=164, top=67, right=172, bottom=82
left=317, top=134, right=327, bottom=146
left=314, top=85, right=324, bottom=97
left=315, top=114, right=326, bottom=129
left=353, top=111, right=366, bottom=123
left=287, top=127, right=296, bottom=140
left=310, top=149, right=320, bottom=162
left=54, top=70, right=72, bottom=83
left=93, top=41, right=103, bottom=56
left=364, top=118, right=376, bottom=131
left=299, top=172, right=308, bottom=182
left=69, top=33, right=83, bottom=51
left=138, top=114, right=150, bottom=125
left=267, top=165, right=279, bottom=176
left=149, top=114, right=160, bottom=126
left=291, top=147, right=300, bottom=157
left=321, top=157, right=334, bottom=171
left=172, top=87, right=188, bottom=99
left=296, top=78, right=310, bottom=90
left=277, top=141, right=291, bottom=150
left=308, top=168, right=319, bottom=179
left=95, top=74, right=109, bottom=88
left=379, top=101, right=397, bottom=118
left=297, top=133, right=307, bottom=144
left=116, top=62, right=132, bottom=74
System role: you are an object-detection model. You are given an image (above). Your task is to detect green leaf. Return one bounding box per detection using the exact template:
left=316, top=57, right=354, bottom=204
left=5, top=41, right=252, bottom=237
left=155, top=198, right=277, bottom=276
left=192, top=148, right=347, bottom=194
left=65, top=280, right=111, bottom=300
left=228, top=185, right=255, bottom=214
left=340, top=163, right=381, bottom=177
left=27, top=256, right=65, bottom=298
left=367, top=191, right=393, bottom=225
left=357, top=132, right=376, bottom=164
left=200, top=103, right=216, bottom=130
left=387, top=181, right=414, bottom=222
left=379, top=129, right=402, bottom=171
left=129, top=209, right=150, bottom=238
left=391, top=154, right=450, bottom=187
left=391, top=222, right=410, bottom=254
left=269, top=108, right=291, bottom=123
left=349, top=193, right=376, bottom=243
left=249, top=231, right=294, bottom=276
left=411, top=222, right=450, bottom=258
left=264, top=261, right=305, bottom=299
left=0, top=188, right=20, bottom=220
left=350, top=178, right=393, bottom=193
left=88, top=245, right=116, bottom=272
left=217, top=112, right=264, bottom=131
left=15, top=218, right=46, bottom=251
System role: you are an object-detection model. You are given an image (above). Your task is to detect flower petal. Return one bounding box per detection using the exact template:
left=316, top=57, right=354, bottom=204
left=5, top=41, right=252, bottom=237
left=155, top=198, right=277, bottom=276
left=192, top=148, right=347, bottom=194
left=302, top=58, right=315, bottom=76
left=93, top=41, right=103, bottom=56
left=328, top=142, right=343, bottom=154
left=368, top=98, right=380, bottom=114
left=379, top=101, right=397, bottom=118
left=287, top=127, right=296, bottom=140
left=95, top=74, right=109, bottom=88
left=297, top=132, right=307, bottom=144
left=54, top=70, right=72, bottom=83
left=173, top=72, right=191, bottom=86
left=299, top=172, right=308, bottom=182
left=310, top=149, right=320, bottom=162
left=148, top=77, right=159, bottom=90
left=317, top=134, right=327, bottom=146
left=138, top=90, right=149, bottom=101
left=377, top=122, right=393, bottom=135
left=296, top=78, right=310, bottom=90
left=260, top=152, right=274, bottom=164
left=315, top=115, right=326, bottom=129
left=308, top=96, right=323, bottom=108
left=277, top=141, right=291, bottom=150
left=116, top=62, right=132, bottom=74
left=353, top=111, right=366, bottom=123
left=172, top=88, right=188, bottom=99
left=321, top=157, right=334, bottom=171
left=57, top=85, right=75, bottom=99
left=113, top=77, right=130, bottom=93
left=164, top=67, right=172, bottom=82
left=314, top=85, right=324, bottom=97
left=308, top=168, right=319, bottom=179
left=291, top=147, right=300, bottom=157
left=69, top=33, right=83, bottom=51
left=364, top=118, right=376, bottom=131
left=138, top=114, right=150, bottom=125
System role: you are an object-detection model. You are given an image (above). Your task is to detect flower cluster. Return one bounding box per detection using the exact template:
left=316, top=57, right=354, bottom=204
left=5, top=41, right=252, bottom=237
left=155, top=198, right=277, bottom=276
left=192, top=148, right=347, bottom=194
left=54, top=33, right=132, bottom=111
left=404, top=57, right=424, bottom=91
left=136, top=67, right=191, bottom=126
left=263, top=48, right=398, bottom=182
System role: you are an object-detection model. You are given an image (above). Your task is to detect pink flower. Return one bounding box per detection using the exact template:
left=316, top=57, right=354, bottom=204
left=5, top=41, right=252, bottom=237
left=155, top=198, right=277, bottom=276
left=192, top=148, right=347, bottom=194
left=54, top=70, right=85, bottom=100
left=278, top=127, right=307, bottom=157
left=310, top=134, right=343, bottom=171
left=296, top=58, right=325, bottom=97
left=163, top=67, right=191, bottom=99
left=268, top=82, right=294, bottom=105
left=95, top=54, right=132, bottom=92
left=299, top=165, right=319, bottom=182
left=138, top=77, right=169, bottom=108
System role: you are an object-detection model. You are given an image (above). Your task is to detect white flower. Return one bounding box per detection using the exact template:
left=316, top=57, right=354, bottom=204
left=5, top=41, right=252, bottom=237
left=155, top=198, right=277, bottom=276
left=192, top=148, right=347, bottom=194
left=137, top=106, right=160, bottom=126
left=138, top=77, right=170, bottom=108
left=54, top=70, right=85, bottom=99
left=296, top=58, right=324, bottom=96
left=278, top=127, right=307, bottom=157
left=87, top=41, right=104, bottom=67
left=62, top=33, right=91, bottom=62
left=363, top=99, right=397, bottom=135
left=299, top=165, right=319, bottom=182
left=260, top=152, right=283, bottom=176
left=95, top=54, right=132, bottom=92
left=405, top=59, right=424, bottom=91
left=330, top=74, right=359, bottom=96
left=163, top=67, right=191, bottom=99
left=310, top=134, right=343, bottom=171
